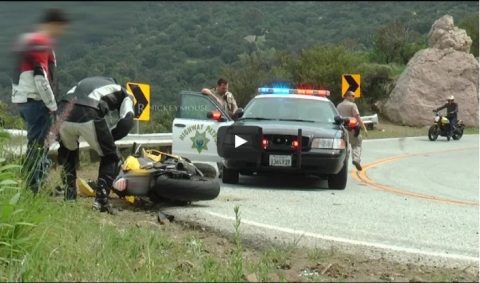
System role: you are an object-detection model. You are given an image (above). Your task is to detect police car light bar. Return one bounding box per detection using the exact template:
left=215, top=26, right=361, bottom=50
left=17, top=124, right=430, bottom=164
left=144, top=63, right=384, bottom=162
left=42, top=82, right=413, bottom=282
left=257, top=88, right=330, bottom=97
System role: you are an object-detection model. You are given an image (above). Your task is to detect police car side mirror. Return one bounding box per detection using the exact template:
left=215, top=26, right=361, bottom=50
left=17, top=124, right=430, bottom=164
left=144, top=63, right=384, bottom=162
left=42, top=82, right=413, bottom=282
left=207, top=110, right=226, bottom=122
left=334, top=115, right=343, bottom=125
left=233, top=108, right=244, bottom=120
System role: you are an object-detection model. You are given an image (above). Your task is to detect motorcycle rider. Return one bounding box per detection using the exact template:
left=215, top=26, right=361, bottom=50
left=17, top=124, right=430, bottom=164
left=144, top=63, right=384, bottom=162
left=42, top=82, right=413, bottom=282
left=56, top=76, right=134, bottom=213
left=434, top=95, right=458, bottom=141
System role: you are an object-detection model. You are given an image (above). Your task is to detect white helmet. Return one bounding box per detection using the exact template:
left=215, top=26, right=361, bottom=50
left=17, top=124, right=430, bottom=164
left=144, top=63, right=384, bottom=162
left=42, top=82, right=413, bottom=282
left=447, top=95, right=454, bottom=100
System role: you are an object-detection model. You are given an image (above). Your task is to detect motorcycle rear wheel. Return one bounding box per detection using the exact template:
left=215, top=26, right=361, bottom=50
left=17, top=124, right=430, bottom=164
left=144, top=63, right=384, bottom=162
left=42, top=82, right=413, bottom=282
left=428, top=125, right=439, bottom=141
left=452, top=127, right=464, bottom=140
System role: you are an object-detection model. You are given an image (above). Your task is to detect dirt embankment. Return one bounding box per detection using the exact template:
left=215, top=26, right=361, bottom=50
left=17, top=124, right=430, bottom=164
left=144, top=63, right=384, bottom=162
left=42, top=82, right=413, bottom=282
left=71, top=163, right=478, bottom=282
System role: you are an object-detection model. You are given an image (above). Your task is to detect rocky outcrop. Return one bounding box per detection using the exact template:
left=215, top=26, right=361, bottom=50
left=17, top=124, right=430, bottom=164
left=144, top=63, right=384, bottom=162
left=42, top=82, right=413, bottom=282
left=377, top=15, right=479, bottom=127
left=428, top=15, right=472, bottom=53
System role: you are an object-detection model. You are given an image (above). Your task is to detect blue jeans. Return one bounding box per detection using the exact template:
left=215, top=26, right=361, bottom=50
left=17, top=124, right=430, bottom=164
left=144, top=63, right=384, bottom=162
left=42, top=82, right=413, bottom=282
left=17, top=100, right=53, bottom=193
left=448, top=115, right=457, bottom=137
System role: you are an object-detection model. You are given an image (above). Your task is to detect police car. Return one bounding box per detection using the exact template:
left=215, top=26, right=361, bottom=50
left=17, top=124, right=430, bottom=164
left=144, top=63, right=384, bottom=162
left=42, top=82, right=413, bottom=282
left=172, top=88, right=354, bottom=189
left=171, top=90, right=234, bottom=177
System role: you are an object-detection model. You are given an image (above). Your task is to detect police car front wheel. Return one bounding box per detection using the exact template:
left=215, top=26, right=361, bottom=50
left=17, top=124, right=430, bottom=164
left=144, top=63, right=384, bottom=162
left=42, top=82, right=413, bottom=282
left=327, top=161, right=348, bottom=190
left=222, top=167, right=239, bottom=184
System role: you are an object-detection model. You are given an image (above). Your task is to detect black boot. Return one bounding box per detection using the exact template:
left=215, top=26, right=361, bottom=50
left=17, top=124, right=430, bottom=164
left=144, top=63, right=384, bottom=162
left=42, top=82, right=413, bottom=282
left=352, top=160, right=362, bottom=171
left=62, top=170, right=77, bottom=201
left=93, top=178, right=115, bottom=214
left=64, top=186, right=77, bottom=201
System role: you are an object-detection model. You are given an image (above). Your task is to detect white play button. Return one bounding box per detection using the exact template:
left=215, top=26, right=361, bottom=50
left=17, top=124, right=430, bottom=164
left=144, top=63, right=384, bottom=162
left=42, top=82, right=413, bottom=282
left=235, top=135, right=248, bottom=148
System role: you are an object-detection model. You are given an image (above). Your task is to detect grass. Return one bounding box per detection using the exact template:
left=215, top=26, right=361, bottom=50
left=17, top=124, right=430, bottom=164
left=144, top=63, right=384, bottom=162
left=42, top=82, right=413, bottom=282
left=0, top=158, right=40, bottom=281
left=0, top=182, right=286, bottom=282
left=230, top=205, right=243, bottom=281
left=259, top=245, right=296, bottom=278
left=464, top=127, right=480, bottom=135
left=3, top=196, right=226, bottom=281
left=0, top=172, right=325, bottom=282
left=307, top=246, right=336, bottom=262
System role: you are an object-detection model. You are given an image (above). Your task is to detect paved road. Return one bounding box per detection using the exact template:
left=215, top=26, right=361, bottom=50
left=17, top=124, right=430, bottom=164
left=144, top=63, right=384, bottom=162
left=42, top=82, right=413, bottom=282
left=164, top=135, right=479, bottom=267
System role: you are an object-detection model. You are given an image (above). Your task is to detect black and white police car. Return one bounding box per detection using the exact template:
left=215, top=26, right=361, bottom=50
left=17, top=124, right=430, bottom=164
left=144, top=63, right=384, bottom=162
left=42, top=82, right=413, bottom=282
left=216, top=87, right=355, bottom=189
left=171, top=87, right=356, bottom=189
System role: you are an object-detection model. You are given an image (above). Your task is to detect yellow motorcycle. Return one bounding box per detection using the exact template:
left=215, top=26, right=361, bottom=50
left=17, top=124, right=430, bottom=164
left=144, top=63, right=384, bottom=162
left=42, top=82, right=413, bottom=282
left=78, top=143, right=220, bottom=204
left=428, top=111, right=464, bottom=141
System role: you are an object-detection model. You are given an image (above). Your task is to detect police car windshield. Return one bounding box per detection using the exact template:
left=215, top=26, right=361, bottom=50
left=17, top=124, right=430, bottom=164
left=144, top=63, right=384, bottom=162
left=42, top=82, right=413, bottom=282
left=242, top=96, right=337, bottom=123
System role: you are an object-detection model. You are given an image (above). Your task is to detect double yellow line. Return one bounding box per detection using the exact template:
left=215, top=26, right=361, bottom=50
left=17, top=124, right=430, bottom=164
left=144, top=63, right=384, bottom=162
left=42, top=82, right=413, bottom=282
left=351, top=147, right=479, bottom=207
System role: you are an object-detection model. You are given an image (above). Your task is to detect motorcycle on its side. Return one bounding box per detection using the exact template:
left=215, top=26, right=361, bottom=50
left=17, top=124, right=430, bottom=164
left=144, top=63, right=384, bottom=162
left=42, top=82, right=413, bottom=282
left=77, top=143, right=220, bottom=205
left=428, top=111, right=465, bottom=141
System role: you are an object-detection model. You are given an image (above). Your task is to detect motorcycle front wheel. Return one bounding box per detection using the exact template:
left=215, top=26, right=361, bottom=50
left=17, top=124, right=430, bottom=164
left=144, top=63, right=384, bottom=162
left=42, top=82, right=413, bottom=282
left=428, top=125, right=439, bottom=141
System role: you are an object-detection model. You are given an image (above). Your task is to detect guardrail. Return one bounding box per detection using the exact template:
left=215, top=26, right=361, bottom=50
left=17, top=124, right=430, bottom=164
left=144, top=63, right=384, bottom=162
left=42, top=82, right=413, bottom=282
left=3, top=113, right=378, bottom=154
left=3, top=129, right=172, bottom=155
left=4, top=129, right=27, bottom=137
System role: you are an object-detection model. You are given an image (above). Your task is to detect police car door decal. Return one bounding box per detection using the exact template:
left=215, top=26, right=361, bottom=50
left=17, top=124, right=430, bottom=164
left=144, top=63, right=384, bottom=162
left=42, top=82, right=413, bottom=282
left=172, top=92, right=231, bottom=162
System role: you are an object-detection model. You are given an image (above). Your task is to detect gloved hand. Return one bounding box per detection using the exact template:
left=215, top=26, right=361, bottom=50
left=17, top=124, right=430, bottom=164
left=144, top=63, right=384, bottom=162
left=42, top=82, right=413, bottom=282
left=111, top=112, right=134, bottom=141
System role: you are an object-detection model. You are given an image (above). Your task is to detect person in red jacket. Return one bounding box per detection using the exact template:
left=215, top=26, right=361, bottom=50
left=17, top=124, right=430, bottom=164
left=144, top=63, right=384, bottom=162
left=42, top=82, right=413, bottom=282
left=11, top=9, right=69, bottom=193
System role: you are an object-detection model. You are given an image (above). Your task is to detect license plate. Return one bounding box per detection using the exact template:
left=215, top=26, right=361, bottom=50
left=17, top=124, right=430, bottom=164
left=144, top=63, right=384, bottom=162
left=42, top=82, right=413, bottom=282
left=269, top=155, right=292, bottom=167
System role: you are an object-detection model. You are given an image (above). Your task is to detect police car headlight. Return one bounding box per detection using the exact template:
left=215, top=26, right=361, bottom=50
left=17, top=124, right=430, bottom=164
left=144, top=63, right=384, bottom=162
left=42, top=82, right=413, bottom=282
left=311, top=138, right=345, bottom=149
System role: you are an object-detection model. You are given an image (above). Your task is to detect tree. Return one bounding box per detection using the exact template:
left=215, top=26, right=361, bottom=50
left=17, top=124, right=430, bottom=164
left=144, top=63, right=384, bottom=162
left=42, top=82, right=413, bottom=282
left=143, top=109, right=174, bottom=133
left=220, top=49, right=285, bottom=107
left=356, top=63, right=397, bottom=113
left=372, top=21, right=425, bottom=64
left=242, top=7, right=265, bottom=34
left=286, top=45, right=366, bottom=104
left=458, top=13, right=479, bottom=57
left=0, top=101, right=24, bottom=129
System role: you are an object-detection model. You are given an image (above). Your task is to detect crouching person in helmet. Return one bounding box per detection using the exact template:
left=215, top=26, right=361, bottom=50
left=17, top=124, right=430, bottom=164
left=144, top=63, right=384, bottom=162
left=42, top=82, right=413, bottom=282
left=56, top=76, right=134, bottom=213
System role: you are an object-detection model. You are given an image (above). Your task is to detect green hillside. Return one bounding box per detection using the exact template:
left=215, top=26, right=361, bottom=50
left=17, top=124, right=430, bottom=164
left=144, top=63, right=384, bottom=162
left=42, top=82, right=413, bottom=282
left=0, top=1, right=477, bottom=131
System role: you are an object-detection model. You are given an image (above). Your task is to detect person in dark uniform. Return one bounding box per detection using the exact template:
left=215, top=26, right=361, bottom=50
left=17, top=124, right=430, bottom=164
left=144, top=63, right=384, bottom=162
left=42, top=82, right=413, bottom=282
left=434, top=95, right=458, bottom=141
left=57, top=76, right=134, bottom=213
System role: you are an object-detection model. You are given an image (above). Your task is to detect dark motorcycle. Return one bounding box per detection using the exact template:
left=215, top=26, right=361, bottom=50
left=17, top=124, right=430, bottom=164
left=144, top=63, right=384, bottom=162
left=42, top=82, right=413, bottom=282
left=428, top=111, right=464, bottom=141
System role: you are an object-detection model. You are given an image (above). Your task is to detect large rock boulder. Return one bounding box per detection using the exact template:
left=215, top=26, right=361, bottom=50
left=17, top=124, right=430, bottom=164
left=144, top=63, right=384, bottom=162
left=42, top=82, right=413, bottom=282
left=428, top=15, right=472, bottom=53
left=377, top=15, right=479, bottom=127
